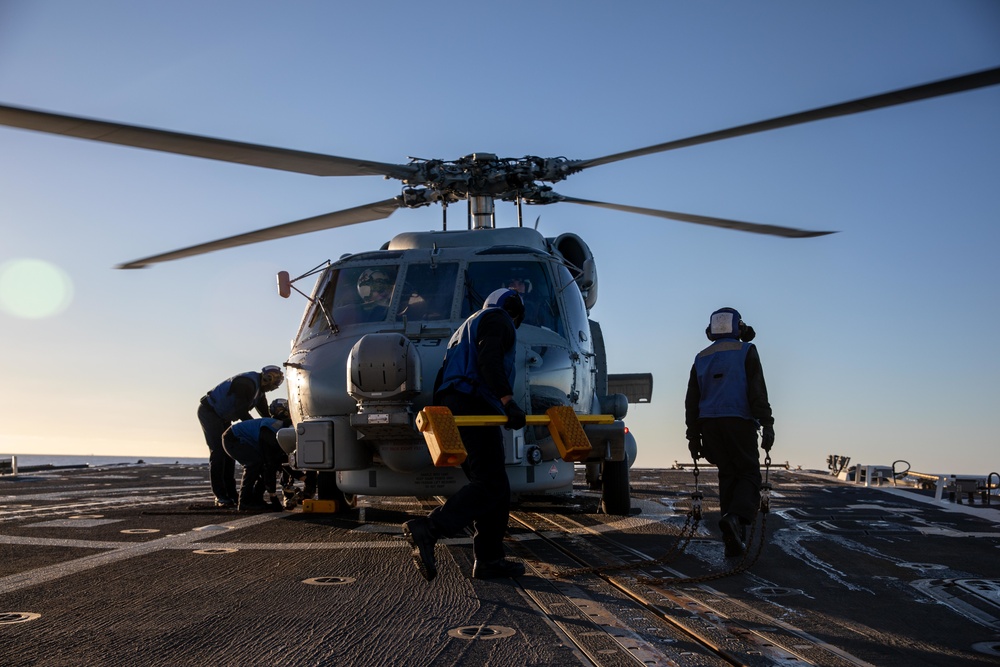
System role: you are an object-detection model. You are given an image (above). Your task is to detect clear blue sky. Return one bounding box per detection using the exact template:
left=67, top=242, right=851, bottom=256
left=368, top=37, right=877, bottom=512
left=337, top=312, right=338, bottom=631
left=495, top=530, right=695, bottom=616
left=1, top=1, right=998, bottom=474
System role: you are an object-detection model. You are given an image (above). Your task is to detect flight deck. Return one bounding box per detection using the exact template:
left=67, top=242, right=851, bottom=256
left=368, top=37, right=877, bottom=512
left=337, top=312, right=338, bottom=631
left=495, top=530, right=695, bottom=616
left=1, top=463, right=999, bottom=666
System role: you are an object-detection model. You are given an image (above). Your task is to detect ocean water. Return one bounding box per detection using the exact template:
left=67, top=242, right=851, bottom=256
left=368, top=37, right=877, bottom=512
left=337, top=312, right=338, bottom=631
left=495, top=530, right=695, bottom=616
left=0, top=454, right=208, bottom=468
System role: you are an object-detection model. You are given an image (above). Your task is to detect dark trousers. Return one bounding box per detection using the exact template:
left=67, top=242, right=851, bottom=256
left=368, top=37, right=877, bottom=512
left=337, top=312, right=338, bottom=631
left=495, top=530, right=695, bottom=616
left=198, top=401, right=237, bottom=502
left=222, top=432, right=265, bottom=499
left=428, top=391, right=511, bottom=563
left=700, top=417, right=761, bottom=523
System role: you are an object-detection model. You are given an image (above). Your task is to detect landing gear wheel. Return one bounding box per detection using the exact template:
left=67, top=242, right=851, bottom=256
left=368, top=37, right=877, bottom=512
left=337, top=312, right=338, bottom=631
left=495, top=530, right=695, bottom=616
left=600, top=454, right=630, bottom=515
left=586, top=462, right=603, bottom=490
left=316, top=471, right=357, bottom=514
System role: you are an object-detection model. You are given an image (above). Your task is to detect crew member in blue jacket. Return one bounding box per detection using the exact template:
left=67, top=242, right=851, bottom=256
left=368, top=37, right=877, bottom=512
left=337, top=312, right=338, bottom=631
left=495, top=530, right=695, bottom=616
left=198, top=365, right=284, bottom=507
left=222, top=398, right=292, bottom=511
left=685, top=307, right=774, bottom=558
left=403, top=288, right=528, bottom=581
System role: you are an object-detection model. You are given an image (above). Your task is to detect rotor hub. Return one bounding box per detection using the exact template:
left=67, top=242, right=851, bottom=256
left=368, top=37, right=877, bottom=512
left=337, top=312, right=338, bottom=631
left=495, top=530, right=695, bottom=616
left=401, top=154, right=575, bottom=210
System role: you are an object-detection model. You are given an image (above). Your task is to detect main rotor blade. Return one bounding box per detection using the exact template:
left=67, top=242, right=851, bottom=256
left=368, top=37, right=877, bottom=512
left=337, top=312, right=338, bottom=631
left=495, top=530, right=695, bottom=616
left=118, top=198, right=403, bottom=269
left=573, top=66, right=1000, bottom=170
left=0, top=103, right=417, bottom=179
left=555, top=195, right=835, bottom=238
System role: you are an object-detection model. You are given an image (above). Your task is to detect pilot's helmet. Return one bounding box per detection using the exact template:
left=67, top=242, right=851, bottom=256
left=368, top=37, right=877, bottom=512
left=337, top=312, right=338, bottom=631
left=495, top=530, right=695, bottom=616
left=502, top=266, right=533, bottom=294
left=357, top=268, right=393, bottom=305
left=485, top=288, right=525, bottom=328
left=261, top=365, right=284, bottom=390
left=269, top=398, right=290, bottom=421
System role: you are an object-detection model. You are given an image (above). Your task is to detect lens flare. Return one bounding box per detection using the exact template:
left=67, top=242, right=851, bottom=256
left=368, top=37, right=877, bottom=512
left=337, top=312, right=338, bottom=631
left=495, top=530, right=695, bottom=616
left=0, top=258, right=74, bottom=319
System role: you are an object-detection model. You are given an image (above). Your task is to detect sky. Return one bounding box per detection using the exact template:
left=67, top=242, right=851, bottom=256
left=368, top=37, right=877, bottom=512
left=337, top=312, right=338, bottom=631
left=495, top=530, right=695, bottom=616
left=0, top=1, right=998, bottom=475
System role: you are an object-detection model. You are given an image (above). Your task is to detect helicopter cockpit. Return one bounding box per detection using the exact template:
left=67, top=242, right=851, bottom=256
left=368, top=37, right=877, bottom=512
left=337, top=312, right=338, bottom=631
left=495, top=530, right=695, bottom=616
left=295, top=250, right=572, bottom=344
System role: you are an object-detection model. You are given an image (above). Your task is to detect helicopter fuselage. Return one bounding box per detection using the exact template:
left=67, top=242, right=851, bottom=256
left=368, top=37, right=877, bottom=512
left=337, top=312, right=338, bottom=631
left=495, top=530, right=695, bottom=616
left=279, top=226, right=637, bottom=501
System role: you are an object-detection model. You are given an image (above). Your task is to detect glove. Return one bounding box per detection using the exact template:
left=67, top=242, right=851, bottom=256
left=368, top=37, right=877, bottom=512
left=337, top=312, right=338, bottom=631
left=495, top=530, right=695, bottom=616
left=687, top=437, right=702, bottom=460
left=503, top=400, right=526, bottom=430
left=761, top=425, right=775, bottom=452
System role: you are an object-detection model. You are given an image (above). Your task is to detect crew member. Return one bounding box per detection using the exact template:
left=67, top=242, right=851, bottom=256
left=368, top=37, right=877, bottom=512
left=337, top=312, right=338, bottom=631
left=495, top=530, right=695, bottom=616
left=685, top=307, right=774, bottom=557
left=403, top=288, right=528, bottom=581
left=280, top=467, right=318, bottom=509
left=198, top=365, right=284, bottom=507
left=222, top=398, right=292, bottom=511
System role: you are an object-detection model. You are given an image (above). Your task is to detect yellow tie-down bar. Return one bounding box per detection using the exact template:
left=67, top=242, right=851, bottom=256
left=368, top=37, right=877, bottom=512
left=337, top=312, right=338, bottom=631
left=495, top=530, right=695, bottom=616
left=415, top=405, right=614, bottom=467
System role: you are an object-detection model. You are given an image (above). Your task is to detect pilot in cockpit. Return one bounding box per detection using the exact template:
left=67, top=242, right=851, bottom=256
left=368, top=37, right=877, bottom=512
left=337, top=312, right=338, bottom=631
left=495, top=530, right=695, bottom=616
left=351, top=268, right=393, bottom=323
left=503, top=274, right=532, bottom=297
left=358, top=268, right=393, bottom=307
left=331, top=267, right=395, bottom=326
left=502, top=267, right=556, bottom=330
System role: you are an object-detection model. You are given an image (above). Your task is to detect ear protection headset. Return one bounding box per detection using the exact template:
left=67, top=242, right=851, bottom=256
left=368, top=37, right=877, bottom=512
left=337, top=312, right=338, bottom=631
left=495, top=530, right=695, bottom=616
left=705, top=308, right=755, bottom=342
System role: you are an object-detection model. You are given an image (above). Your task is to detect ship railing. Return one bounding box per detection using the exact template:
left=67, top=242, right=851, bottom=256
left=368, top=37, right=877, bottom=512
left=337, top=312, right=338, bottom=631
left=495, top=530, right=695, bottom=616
left=0, top=455, right=17, bottom=476
left=851, top=464, right=999, bottom=504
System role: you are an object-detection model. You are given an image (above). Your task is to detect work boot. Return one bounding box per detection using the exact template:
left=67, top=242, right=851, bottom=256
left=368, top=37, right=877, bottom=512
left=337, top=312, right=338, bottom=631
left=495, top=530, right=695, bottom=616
left=472, top=558, right=525, bottom=579
left=238, top=489, right=268, bottom=512
left=402, top=518, right=438, bottom=582
left=719, top=513, right=746, bottom=558
left=214, top=497, right=236, bottom=509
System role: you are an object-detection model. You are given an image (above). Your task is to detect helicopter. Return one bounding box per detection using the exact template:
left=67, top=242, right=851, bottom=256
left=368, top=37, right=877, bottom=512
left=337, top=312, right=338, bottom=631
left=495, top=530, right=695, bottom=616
left=1, top=66, right=997, bottom=515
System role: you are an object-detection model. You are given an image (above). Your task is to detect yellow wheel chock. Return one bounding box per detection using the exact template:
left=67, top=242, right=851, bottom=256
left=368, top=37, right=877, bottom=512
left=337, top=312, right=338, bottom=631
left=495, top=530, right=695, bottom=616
left=415, top=405, right=614, bottom=467
left=302, top=499, right=340, bottom=513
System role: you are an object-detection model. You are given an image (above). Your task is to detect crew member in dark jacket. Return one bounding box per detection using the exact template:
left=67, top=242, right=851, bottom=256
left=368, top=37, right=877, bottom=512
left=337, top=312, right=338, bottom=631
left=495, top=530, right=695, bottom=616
left=403, top=288, right=528, bottom=581
left=685, top=307, right=774, bottom=557
left=223, top=398, right=291, bottom=511
left=198, top=365, right=284, bottom=507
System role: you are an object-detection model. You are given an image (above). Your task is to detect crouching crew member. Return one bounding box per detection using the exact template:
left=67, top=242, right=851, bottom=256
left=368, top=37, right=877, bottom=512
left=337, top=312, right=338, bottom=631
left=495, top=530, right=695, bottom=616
left=222, top=398, right=292, bottom=511
left=198, top=365, right=284, bottom=507
left=685, top=307, right=774, bottom=558
left=403, top=288, right=528, bottom=582
left=280, top=466, right=317, bottom=509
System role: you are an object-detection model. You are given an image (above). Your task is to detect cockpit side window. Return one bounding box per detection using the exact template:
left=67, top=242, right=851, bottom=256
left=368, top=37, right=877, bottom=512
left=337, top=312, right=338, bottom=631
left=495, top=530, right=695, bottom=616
left=297, top=268, right=339, bottom=340
left=395, top=263, right=459, bottom=322
left=463, top=261, right=562, bottom=334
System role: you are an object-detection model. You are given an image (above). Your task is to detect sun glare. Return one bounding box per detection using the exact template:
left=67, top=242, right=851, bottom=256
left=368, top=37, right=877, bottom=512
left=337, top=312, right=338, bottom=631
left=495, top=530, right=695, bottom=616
left=0, top=258, right=74, bottom=319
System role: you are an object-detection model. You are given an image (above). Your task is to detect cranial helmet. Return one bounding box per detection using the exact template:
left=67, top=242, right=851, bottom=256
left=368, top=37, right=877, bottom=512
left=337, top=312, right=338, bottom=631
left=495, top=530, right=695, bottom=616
left=485, top=288, right=525, bottom=328
left=261, top=365, right=284, bottom=389
left=269, top=398, right=290, bottom=421
left=706, top=307, right=743, bottom=341
left=503, top=266, right=533, bottom=294
left=357, top=268, right=393, bottom=304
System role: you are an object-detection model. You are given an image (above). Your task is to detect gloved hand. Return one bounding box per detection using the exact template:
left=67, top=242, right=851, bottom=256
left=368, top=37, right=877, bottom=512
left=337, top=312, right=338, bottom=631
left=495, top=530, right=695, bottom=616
left=761, top=425, right=775, bottom=452
left=503, top=400, right=526, bottom=430
left=687, top=437, right=702, bottom=460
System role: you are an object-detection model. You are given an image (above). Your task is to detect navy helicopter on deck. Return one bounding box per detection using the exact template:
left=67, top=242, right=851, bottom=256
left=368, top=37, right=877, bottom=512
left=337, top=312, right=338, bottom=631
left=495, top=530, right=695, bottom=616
left=1, top=66, right=996, bottom=514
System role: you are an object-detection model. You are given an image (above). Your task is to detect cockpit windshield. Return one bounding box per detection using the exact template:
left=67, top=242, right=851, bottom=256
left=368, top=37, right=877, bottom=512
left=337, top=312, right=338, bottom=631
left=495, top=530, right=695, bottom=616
left=329, top=265, right=398, bottom=326
left=395, top=263, right=459, bottom=322
left=296, top=257, right=562, bottom=343
left=462, top=260, right=562, bottom=334
left=300, top=264, right=399, bottom=339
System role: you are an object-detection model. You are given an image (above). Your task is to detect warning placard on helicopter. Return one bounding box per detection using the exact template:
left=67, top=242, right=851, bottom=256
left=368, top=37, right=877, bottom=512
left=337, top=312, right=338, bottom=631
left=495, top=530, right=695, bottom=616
left=367, top=414, right=390, bottom=424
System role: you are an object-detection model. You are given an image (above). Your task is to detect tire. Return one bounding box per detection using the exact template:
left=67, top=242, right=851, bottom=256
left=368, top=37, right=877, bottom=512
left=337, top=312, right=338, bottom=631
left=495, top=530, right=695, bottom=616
left=586, top=462, right=603, bottom=491
left=316, top=471, right=357, bottom=514
left=600, top=454, right=630, bottom=515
